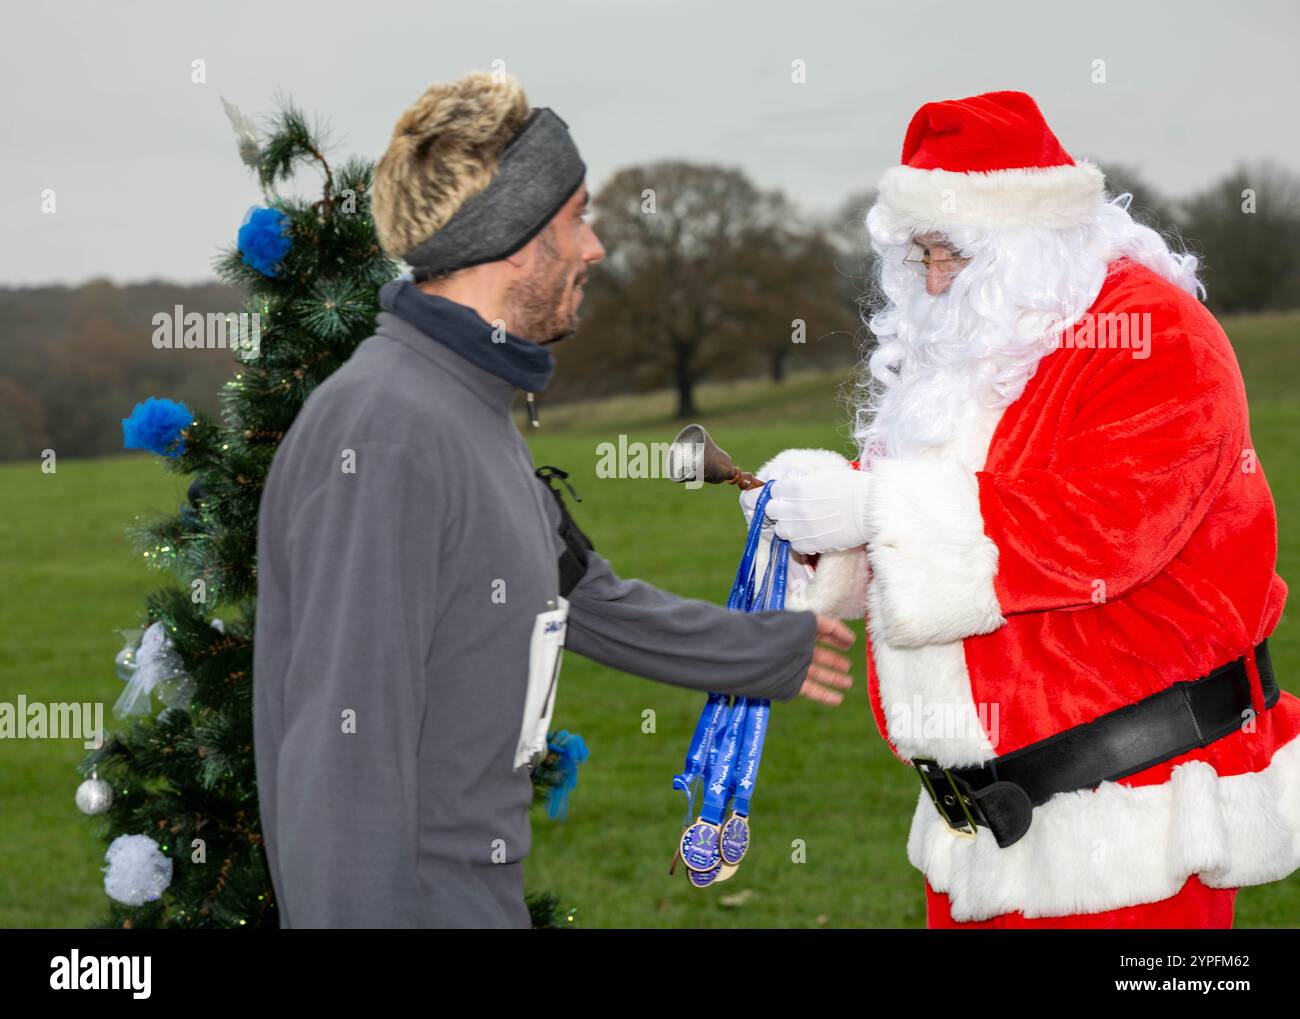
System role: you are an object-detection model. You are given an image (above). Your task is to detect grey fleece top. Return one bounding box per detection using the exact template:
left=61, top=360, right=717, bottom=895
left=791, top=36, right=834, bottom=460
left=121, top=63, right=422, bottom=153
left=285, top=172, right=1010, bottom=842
left=252, top=295, right=819, bottom=929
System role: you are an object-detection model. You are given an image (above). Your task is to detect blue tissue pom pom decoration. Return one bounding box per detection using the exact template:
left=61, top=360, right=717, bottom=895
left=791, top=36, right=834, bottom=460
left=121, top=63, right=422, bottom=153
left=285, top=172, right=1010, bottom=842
left=545, top=730, right=590, bottom=820
left=122, top=397, right=193, bottom=458
left=237, top=206, right=293, bottom=277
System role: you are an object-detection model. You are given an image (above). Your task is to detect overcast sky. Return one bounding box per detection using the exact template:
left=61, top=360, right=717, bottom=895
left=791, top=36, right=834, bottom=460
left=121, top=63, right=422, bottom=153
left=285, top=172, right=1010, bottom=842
left=5, top=0, right=1298, bottom=287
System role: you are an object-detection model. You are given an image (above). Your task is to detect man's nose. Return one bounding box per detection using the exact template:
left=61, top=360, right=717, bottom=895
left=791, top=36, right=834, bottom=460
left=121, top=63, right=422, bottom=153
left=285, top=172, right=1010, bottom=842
left=926, top=266, right=951, bottom=296
left=584, top=229, right=606, bottom=265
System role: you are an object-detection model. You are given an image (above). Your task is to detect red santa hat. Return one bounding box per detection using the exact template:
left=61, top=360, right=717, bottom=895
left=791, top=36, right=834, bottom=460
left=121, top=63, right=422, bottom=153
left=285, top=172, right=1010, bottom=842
left=873, top=91, right=1105, bottom=237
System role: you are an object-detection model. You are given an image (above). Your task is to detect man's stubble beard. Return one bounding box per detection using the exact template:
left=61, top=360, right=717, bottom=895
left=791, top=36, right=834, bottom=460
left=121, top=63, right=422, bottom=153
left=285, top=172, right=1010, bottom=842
left=504, top=228, right=579, bottom=344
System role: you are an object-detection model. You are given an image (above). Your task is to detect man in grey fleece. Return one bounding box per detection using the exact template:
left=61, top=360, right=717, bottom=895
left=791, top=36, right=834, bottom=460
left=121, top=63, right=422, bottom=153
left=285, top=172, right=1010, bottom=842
left=252, top=71, right=855, bottom=928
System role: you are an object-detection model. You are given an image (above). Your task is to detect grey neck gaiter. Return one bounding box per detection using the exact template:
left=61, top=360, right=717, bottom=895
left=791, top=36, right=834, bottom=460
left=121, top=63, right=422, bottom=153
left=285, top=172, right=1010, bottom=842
left=378, top=279, right=556, bottom=393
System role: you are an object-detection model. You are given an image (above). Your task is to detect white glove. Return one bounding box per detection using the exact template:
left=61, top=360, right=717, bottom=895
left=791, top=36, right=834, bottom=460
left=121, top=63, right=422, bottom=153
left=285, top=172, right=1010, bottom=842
left=739, top=449, right=854, bottom=533
left=739, top=455, right=823, bottom=531
left=764, top=468, right=871, bottom=554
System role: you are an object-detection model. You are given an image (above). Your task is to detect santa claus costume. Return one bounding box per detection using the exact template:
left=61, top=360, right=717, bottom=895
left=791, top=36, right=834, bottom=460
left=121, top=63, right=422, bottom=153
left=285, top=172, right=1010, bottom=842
left=748, top=91, right=1300, bottom=928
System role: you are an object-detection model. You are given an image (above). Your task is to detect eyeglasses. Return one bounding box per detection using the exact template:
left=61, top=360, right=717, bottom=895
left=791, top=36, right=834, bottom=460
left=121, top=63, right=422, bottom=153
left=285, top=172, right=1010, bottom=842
left=903, top=244, right=971, bottom=277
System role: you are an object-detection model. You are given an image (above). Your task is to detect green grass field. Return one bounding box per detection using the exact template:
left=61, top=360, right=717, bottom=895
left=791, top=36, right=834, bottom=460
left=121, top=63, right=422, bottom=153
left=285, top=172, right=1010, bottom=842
left=2, top=312, right=1298, bottom=928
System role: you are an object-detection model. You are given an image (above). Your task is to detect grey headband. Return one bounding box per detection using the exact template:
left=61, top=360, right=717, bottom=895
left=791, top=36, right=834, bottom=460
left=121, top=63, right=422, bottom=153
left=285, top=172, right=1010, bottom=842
left=403, top=107, right=586, bottom=282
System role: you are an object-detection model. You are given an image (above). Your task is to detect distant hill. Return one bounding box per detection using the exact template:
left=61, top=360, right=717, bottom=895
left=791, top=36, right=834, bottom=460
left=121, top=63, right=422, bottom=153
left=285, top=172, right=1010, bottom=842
left=0, top=279, right=247, bottom=461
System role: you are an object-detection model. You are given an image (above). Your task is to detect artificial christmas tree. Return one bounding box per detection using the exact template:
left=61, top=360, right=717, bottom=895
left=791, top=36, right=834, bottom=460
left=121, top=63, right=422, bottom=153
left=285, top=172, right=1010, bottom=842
left=78, top=97, right=576, bottom=928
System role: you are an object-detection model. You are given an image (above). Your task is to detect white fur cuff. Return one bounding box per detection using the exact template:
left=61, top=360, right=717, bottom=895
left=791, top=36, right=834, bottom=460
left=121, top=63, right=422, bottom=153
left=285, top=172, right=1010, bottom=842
left=755, top=447, right=854, bottom=480
left=863, top=456, right=1004, bottom=647
left=787, top=546, right=871, bottom=620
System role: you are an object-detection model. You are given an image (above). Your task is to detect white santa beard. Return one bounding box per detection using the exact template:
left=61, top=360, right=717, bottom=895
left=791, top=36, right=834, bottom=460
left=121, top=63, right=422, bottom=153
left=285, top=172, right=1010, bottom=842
left=856, top=281, right=1061, bottom=463
left=853, top=197, right=1204, bottom=463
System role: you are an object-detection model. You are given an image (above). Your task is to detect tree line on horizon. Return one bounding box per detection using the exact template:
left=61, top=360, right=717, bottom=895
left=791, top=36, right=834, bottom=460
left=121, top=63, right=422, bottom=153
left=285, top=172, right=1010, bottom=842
left=1, top=157, right=1296, bottom=461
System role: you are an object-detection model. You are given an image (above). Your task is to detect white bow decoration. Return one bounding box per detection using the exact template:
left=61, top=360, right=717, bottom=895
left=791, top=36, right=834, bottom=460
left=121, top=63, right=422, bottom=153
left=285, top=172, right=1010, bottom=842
left=113, top=620, right=205, bottom=718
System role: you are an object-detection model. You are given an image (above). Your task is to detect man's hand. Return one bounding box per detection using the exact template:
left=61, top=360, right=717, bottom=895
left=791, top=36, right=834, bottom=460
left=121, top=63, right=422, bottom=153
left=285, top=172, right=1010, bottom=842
left=796, top=614, right=856, bottom=705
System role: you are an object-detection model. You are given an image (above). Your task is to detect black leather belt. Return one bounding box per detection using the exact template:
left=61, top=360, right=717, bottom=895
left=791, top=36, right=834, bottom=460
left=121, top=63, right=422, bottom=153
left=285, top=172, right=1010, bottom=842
left=914, top=640, right=1279, bottom=848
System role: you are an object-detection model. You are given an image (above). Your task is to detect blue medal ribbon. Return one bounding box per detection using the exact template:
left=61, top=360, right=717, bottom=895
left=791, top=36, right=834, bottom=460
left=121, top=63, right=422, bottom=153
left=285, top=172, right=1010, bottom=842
left=700, top=697, right=748, bottom=825
left=719, top=533, right=786, bottom=866
left=672, top=692, right=730, bottom=823
left=726, top=483, right=776, bottom=611
left=724, top=535, right=783, bottom=825
left=732, top=533, right=785, bottom=817
left=674, top=480, right=790, bottom=882
left=675, top=484, right=777, bottom=818
left=730, top=698, right=769, bottom=818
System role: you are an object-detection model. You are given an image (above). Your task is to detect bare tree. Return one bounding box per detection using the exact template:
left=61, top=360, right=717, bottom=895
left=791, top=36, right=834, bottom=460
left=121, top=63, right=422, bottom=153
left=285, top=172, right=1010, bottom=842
left=824, top=188, right=878, bottom=337
left=577, top=161, right=843, bottom=416
left=1180, top=161, right=1300, bottom=313
left=1096, top=162, right=1183, bottom=235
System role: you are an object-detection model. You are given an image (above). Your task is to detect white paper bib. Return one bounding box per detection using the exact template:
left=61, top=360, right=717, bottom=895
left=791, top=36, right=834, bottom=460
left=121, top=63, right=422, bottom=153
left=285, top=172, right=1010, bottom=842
left=514, top=596, right=569, bottom=770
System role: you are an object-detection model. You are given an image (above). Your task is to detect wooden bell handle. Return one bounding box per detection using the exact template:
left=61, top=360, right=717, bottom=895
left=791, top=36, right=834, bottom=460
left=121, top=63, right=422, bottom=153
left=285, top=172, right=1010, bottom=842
left=726, top=468, right=766, bottom=491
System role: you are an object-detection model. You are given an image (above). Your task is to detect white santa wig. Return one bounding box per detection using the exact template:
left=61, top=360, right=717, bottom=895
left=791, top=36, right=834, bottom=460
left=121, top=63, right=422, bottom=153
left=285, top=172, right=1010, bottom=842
left=852, top=193, right=1205, bottom=462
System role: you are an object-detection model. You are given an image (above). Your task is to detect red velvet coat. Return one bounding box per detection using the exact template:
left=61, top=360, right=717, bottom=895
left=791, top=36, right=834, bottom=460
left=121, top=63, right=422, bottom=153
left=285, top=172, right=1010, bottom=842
left=776, top=257, right=1300, bottom=922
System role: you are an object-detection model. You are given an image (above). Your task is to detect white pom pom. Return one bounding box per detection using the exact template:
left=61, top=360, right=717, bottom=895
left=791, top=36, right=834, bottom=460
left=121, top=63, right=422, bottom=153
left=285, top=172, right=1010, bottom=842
left=103, top=834, right=173, bottom=906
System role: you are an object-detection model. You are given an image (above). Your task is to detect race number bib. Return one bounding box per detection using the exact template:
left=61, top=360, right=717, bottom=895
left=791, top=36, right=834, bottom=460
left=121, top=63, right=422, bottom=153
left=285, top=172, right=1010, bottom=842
left=513, top=596, right=569, bottom=770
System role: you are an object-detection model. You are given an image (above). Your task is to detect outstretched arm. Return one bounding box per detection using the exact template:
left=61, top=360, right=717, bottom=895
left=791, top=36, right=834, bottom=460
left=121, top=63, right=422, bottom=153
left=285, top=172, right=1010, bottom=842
left=563, top=549, right=855, bottom=703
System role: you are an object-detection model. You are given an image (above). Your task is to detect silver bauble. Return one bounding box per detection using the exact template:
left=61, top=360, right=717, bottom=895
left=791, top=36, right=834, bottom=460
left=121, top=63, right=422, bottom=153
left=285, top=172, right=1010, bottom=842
left=76, top=776, right=113, bottom=815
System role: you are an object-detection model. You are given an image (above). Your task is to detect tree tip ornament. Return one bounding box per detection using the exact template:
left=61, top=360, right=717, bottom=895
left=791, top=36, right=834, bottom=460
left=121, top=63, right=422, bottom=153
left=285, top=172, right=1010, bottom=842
left=220, top=96, right=262, bottom=168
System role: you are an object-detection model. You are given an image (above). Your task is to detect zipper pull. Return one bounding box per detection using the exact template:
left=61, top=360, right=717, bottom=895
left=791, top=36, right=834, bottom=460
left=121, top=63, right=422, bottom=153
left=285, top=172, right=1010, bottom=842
left=525, top=391, right=540, bottom=428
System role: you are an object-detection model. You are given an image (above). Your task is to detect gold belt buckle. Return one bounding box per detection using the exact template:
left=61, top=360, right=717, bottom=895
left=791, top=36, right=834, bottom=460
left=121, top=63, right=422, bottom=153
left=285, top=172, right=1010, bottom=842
left=913, top=758, right=979, bottom=840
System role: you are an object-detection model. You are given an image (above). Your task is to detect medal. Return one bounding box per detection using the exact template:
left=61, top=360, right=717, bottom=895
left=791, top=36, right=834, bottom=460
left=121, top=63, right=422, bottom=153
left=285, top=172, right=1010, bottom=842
left=721, top=697, right=770, bottom=872
left=719, top=811, right=751, bottom=867
left=716, top=816, right=746, bottom=883
left=675, top=692, right=733, bottom=872
left=679, top=819, right=723, bottom=873
left=687, top=863, right=721, bottom=887
left=680, top=696, right=748, bottom=875
left=666, top=470, right=787, bottom=888
left=680, top=696, right=746, bottom=873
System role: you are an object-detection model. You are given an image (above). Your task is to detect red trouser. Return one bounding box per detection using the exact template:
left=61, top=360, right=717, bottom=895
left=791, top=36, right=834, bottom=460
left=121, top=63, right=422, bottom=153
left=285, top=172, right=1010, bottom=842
left=925, top=874, right=1237, bottom=929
